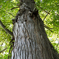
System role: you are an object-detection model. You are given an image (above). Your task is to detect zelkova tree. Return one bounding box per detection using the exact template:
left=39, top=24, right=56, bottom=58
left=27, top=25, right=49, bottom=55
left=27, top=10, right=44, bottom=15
left=11, top=0, right=59, bottom=59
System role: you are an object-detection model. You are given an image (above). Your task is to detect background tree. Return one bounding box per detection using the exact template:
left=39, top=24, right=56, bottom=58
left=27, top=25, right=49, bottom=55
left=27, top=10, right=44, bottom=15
left=0, top=0, right=59, bottom=59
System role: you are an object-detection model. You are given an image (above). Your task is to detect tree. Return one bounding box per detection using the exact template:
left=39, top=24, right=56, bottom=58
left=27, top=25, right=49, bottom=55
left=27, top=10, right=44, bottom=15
left=0, top=0, right=59, bottom=59
left=11, top=0, right=59, bottom=59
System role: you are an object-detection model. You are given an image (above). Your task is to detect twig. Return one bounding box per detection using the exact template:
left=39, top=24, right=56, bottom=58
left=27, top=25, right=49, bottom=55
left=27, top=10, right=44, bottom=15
left=38, top=6, right=50, bottom=14
left=55, top=13, right=59, bottom=16
left=0, top=20, right=13, bottom=36
left=11, top=7, right=19, bottom=10
left=43, top=11, right=50, bottom=21
left=0, top=47, right=7, bottom=53
left=8, top=12, right=15, bottom=17
left=44, top=24, right=53, bottom=32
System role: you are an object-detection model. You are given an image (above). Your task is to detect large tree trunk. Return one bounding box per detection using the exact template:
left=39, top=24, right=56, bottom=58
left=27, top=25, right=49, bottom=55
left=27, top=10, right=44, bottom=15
left=11, top=0, right=59, bottom=59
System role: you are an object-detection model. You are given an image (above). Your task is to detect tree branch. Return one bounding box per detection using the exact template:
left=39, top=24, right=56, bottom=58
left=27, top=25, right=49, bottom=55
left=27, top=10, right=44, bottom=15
left=0, top=20, right=13, bottom=36
left=43, top=11, right=50, bottom=21
left=0, top=47, right=7, bottom=53
left=7, top=12, right=15, bottom=17
left=44, top=24, right=53, bottom=32
left=38, top=6, right=50, bottom=14
left=11, top=7, right=19, bottom=10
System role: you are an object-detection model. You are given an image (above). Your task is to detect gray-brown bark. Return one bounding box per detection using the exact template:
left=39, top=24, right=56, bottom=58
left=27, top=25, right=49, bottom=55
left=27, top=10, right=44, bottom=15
left=20, top=0, right=35, bottom=11
left=11, top=0, right=59, bottom=59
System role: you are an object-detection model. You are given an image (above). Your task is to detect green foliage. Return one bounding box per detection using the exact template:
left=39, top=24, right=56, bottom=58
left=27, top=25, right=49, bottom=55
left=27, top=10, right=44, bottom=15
left=0, top=0, right=59, bottom=59
left=0, top=0, right=19, bottom=59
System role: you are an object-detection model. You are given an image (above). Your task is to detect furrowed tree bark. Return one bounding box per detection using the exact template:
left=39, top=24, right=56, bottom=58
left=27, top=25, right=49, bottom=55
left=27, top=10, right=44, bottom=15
left=11, top=0, right=59, bottom=59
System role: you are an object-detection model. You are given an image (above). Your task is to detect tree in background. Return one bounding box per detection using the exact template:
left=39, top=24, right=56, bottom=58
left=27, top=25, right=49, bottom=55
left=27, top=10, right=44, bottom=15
left=0, top=0, right=59, bottom=59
